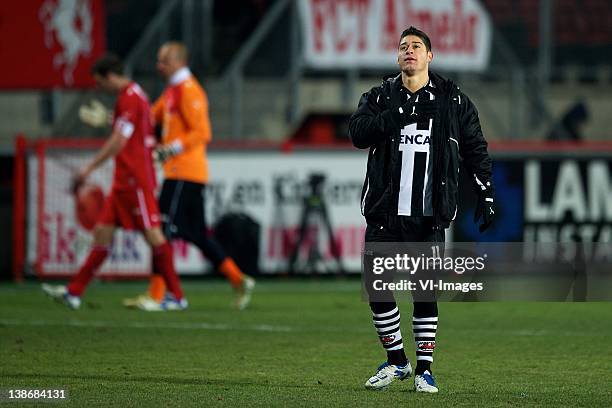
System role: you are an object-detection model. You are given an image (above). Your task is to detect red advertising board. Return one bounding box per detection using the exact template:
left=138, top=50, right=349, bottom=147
left=0, top=0, right=106, bottom=89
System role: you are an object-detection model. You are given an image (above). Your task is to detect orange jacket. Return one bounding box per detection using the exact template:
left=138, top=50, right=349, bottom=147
left=152, top=74, right=211, bottom=184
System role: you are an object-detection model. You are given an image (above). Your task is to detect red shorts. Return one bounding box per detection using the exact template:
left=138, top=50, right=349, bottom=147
left=98, top=187, right=161, bottom=230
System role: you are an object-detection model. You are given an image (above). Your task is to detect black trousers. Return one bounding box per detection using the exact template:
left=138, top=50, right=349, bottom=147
left=365, top=216, right=443, bottom=317
left=158, top=179, right=226, bottom=267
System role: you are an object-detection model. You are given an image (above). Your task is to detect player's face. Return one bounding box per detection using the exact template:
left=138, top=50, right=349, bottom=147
left=397, top=35, right=432, bottom=76
left=157, top=47, right=180, bottom=79
left=93, top=73, right=114, bottom=93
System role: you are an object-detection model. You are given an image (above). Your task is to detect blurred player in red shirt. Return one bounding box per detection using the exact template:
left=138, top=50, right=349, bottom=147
left=42, top=54, right=187, bottom=311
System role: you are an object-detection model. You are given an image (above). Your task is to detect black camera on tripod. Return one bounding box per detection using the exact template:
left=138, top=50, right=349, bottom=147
left=306, top=173, right=326, bottom=206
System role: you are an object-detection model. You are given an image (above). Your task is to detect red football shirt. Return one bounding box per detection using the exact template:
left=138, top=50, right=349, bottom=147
left=111, top=82, right=157, bottom=191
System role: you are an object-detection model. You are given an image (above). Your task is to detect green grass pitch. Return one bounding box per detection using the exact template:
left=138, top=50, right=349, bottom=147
left=1, top=279, right=611, bottom=407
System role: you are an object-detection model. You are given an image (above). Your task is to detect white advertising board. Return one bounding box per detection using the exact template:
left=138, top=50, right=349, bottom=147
left=299, top=0, right=492, bottom=72
left=27, top=150, right=368, bottom=276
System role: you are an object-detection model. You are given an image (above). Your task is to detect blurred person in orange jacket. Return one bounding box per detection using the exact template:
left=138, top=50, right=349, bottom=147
left=125, top=42, right=255, bottom=310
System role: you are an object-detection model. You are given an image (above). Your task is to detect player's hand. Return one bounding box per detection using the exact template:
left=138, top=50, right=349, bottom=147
left=71, top=172, right=87, bottom=194
left=398, top=98, right=437, bottom=117
left=71, top=177, right=83, bottom=195
left=79, top=99, right=111, bottom=128
left=153, top=144, right=181, bottom=164
left=474, top=192, right=495, bottom=232
left=415, top=99, right=437, bottom=115
left=399, top=100, right=415, bottom=116
left=72, top=166, right=93, bottom=194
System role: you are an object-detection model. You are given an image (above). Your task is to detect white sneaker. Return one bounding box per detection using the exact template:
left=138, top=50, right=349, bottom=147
left=414, top=370, right=438, bottom=393
left=123, top=294, right=154, bottom=308
left=161, top=296, right=188, bottom=311
left=42, top=284, right=81, bottom=310
left=364, top=361, right=412, bottom=390
left=135, top=296, right=163, bottom=312
left=235, top=276, right=256, bottom=310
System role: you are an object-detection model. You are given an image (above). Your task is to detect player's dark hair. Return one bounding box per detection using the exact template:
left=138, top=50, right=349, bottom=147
left=91, top=54, right=124, bottom=77
left=399, top=26, right=432, bottom=51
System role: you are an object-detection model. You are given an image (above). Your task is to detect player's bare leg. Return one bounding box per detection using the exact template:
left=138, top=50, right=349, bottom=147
left=42, top=224, right=115, bottom=309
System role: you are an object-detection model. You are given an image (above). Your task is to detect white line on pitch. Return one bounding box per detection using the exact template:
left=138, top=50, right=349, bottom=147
left=0, top=319, right=604, bottom=338
left=0, top=318, right=295, bottom=333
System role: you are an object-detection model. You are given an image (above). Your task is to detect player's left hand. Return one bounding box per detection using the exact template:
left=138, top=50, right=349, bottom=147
left=474, top=193, right=495, bottom=232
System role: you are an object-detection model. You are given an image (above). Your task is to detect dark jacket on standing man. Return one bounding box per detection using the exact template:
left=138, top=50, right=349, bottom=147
left=349, top=71, right=494, bottom=230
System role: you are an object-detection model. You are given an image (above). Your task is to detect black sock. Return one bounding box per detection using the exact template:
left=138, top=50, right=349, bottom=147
left=415, top=361, right=431, bottom=375
left=387, top=349, right=408, bottom=366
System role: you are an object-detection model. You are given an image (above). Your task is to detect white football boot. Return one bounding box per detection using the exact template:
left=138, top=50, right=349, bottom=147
left=414, top=370, right=439, bottom=393
left=235, top=276, right=256, bottom=310
left=123, top=293, right=152, bottom=308
left=364, top=361, right=412, bottom=390
left=134, top=296, right=163, bottom=312
left=136, top=294, right=188, bottom=311
left=42, top=284, right=81, bottom=310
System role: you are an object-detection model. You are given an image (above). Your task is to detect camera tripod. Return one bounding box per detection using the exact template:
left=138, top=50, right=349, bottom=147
left=288, top=173, right=344, bottom=274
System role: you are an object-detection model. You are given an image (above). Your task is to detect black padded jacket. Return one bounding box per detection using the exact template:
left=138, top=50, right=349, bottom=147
left=348, top=71, right=493, bottom=230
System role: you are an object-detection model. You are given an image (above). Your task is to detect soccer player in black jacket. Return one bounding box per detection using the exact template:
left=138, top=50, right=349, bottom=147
left=349, top=27, right=495, bottom=393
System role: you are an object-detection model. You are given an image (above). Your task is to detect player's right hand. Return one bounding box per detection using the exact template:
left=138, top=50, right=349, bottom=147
left=152, top=143, right=181, bottom=164
left=71, top=167, right=91, bottom=194
left=71, top=174, right=85, bottom=195
left=79, top=99, right=111, bottom=128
